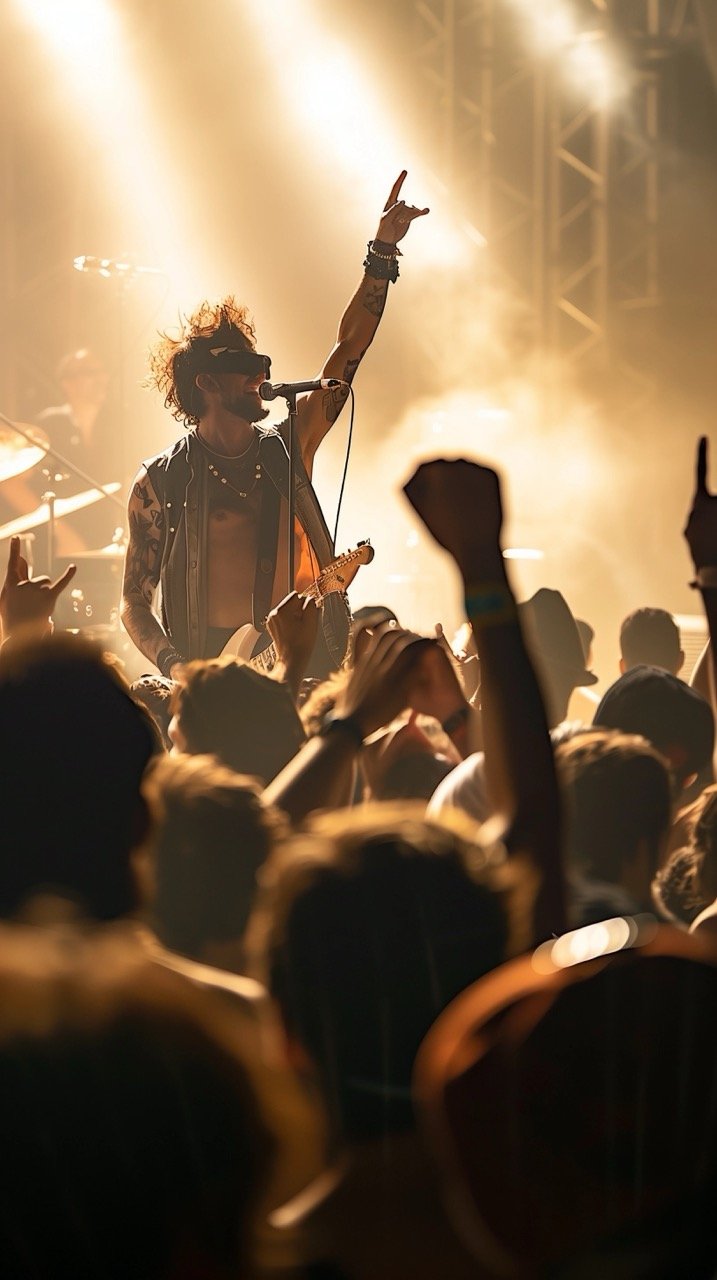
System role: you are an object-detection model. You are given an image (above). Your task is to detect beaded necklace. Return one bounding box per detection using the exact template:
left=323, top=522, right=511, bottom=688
left=197, top=434, right=262, bottom=500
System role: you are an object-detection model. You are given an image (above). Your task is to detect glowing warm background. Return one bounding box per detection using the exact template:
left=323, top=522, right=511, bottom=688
left=4, top=0, right=717, bottom=688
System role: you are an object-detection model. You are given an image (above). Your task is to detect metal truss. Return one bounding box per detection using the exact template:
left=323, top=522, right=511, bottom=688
left=408, top=0, right=705, bottom=384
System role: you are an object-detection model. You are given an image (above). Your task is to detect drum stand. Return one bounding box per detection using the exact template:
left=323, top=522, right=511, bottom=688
left=0, top=408, right=126, bottom=575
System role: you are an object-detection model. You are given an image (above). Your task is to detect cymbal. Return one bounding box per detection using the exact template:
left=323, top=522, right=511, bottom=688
left=71, top=542, right=127, bottom=560
left=0, top=482, right=122, bottom=540
left=0, top=423, right=49, bottom=483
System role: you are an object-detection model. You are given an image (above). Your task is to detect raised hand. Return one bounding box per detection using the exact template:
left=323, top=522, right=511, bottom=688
left=336, top=624, right=435, bottom=740
left=0, top=536, right=76, bottom=641
left=403, top=458, right=504, bottom=580
left=407, top=641, right=468, bottom=725
left=374, top=171, right=429, bottom=247
left=265, top=591, right=319, bottom=694
left=684, top=437, right=717, bottom=571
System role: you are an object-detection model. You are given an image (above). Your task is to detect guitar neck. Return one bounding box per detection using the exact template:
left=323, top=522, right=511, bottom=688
left=248, top=541, right=371, bottom=673
left=252, top=640, right=278, bottom=674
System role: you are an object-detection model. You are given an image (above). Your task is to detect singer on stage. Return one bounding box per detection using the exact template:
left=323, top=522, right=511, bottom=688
left=120, top=173, right=428, bottom=681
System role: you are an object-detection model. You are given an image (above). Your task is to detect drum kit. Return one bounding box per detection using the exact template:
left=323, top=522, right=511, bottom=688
left=0, top=417, right=129, bottom=651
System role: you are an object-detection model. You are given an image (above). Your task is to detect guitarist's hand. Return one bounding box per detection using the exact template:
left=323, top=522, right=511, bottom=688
left=266, top=592, right=319, bottom=697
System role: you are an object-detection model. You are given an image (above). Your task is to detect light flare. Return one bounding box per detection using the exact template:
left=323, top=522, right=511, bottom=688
left=504, top=0, right=625, bottom=107
left=14, top=0, right=210, bottom=299
left=241, top=0, right=482, bottom=270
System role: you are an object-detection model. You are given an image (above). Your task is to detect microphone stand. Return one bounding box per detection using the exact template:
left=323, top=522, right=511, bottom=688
left=281, top=390, right=299, bottom=593
left=43, top=491, right=56, bottom=578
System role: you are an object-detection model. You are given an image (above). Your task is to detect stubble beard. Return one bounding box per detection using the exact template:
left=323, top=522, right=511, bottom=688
left=222, top=390, right=270, bottom=424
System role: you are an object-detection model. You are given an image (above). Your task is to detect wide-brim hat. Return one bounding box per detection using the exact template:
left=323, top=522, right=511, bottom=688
left=519, top=588, right=598, bottom=688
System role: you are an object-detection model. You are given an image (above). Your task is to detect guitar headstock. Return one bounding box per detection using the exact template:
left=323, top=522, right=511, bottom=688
left=314, top=540, right=374, bottom=600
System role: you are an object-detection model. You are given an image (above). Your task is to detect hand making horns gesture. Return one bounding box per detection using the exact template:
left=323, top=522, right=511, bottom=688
left=0, top=536, right=76, bottom=641
left=374, top=171, right=430, bottom=249
left=684, top=436, right=717, bottom=574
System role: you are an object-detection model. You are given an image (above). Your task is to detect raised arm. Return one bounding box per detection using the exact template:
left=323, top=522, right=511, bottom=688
left=403, top=459, right=565, bottom=942
left=297, top=171, right=429, bottom=466
left=120, top=467, right=181, bottom=676
left=683, top=436, right=717, bottom=757
left=265, top=625, right=435, bottom=823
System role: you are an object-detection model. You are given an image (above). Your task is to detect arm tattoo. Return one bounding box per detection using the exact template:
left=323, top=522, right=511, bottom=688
left=362, top=281, right=389, bottom=319
left=120, top=477, right=170, bottom=664
left=322, top=354, right=364, bottom=425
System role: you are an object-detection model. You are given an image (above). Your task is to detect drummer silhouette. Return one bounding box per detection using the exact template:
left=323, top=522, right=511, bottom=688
left=0, top=349, right=122, bottom=564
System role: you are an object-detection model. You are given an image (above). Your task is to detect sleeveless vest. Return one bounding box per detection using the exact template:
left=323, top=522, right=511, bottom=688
left=144, top=425, right=350, bottom=665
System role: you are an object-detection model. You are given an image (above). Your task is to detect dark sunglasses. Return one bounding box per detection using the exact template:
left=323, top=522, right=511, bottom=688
left=208, top=347, right=271, bottom=379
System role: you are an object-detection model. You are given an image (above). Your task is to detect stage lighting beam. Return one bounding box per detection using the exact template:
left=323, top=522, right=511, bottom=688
left=240, top=0, right=484, bottom=270
left=13, top=0, right=212, bottom=299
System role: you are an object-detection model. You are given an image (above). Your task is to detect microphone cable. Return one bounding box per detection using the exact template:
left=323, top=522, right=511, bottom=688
left=332, top=384, right=355, bottom=550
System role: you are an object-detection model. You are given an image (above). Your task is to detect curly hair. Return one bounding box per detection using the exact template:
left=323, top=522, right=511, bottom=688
left=146, top=297, right=257, bottom=428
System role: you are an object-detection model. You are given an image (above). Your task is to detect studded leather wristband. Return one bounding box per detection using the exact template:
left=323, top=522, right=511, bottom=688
left=157, top=646, right=187, bottom=678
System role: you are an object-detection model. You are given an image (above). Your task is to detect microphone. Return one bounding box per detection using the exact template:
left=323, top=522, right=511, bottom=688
left=73, top=255, right=163, bottom=278
left=259, top=378, right=343, bottom=401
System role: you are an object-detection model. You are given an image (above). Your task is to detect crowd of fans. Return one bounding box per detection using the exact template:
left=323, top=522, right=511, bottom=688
left=3, top=443, right=717, bottom=1278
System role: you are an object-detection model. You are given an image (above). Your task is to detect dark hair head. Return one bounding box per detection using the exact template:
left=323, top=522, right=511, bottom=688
left=0, top=924, right=273, bottom=1278
left=620, top=608, right=682, bottom=673
left=0, top=635, right=156, bottom=920
left=556, top=730, right=671, bottom=887
left=171, top=656, right=306, bottom=783
left=594, top=665, right=714, bottom=786
left=147, top=297, right=257, bottom=427
left=250, top=805, right=528, bottom=1141
left=142, top=753, right=285, bottom=959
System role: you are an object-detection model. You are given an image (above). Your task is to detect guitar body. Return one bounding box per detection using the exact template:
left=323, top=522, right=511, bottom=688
left=218, top=541, right=374, bottom=674
left=219, top=623, right=268, bottom=663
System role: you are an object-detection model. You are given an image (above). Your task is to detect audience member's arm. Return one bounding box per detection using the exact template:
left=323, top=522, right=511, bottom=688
left=406, top=641, right=477, bottom=758
left=404, top=459, right=565, bottom=940
left=265, top=626, right=435, bottom=824
left=265, top=592, right=319, bottom=700
left=684, top=437, right=717, bottom=762
left=689, top=640, right=711, bottom=702
left=0, top=535, right=76, bottom=649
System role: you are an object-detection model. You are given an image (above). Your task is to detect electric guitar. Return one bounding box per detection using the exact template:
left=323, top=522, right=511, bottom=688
left=219, top=540, right=374, bottom=670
